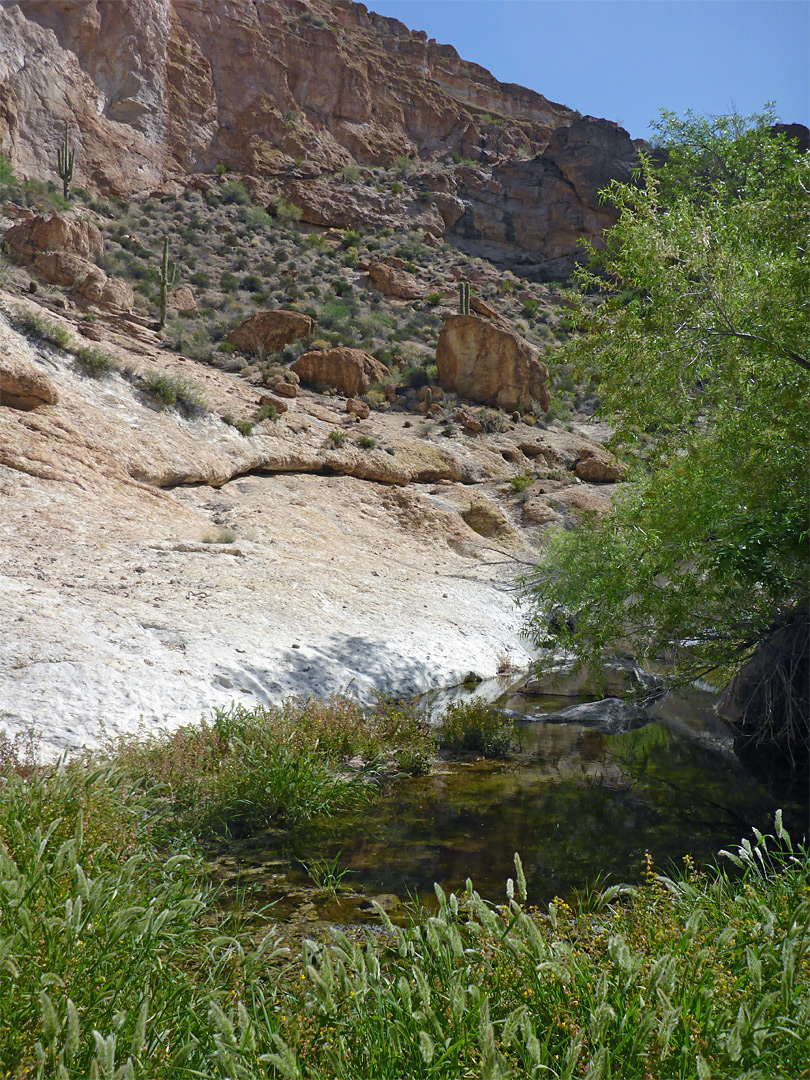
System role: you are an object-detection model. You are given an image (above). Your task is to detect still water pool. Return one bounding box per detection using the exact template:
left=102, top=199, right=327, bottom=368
left=212, top=675, right=798, bottom=920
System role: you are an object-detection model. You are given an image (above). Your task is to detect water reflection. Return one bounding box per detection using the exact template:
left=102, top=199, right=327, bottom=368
left=287, top=694, right=780, bottom=907
left=216, top=677, right=799, bottom=917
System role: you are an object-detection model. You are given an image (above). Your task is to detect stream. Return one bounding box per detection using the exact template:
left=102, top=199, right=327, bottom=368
left=208, top=669, right=800, bottom=930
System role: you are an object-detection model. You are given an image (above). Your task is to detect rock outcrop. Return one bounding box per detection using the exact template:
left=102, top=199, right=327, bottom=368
left=0, top=0, right=640, bottom=280
left=227, top=310, right=314, bottom=355
left=436, top=314, right=551, bottom=413
left=3, top=214, right=103, bottom=263
left=292, top=347, right=388, bottom=397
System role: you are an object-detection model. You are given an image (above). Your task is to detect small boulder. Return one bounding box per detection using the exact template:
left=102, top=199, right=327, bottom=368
left=77, top=270, right=134, bottom=311
left=367, top=261, right=422, bottom=300
left=292, top=347, right=388, bottom=398
left=227, top=310, right=313, bottom=354
left=346, top=397, right=370, bottom=418
left=1, top=353, right=59, bottom=411
left=258, top=393, right=288, bottom=415
left=437, top=314, right=550, bottom=414
left=168, top=286, right=197, bottom=313
left=3, top=214, right=103, bottom=263
left=575, top=448, right=626, bottom=483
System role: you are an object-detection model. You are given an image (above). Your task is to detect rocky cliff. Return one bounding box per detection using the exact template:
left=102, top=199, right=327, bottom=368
left=0, top=0, right=639, bottom=279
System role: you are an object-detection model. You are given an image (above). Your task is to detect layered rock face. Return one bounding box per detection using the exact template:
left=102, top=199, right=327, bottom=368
left=0, top=0, right=639, bottom=279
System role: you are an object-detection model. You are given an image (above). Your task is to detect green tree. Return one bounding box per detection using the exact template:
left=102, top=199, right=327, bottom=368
left=523, top=109, right=809, bottom=685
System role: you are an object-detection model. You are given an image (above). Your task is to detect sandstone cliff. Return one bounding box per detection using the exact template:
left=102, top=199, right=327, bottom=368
left=0, top=0, right=639, bottom=279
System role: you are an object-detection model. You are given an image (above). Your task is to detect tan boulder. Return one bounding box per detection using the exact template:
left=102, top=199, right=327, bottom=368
left=258, top=393, right=289, bottom=415
left=168, top=286, right=197, bottom=313
left=4, top=214, right=103, bottom=263
left=292, top=348, right=389, bottom=398
left=522, top=497, right=562, bottom=525
left=227, top=310, right=314, bottom=355
left=367, top=261, right=422, bottom=300
left=267, top=379, right=298, bottom=399
left=346, top=397, right=370, bottom=418
left=33, top=251, right=97, bottom=287
left=575, top=448, right=626, bottom=483
left=77, top=270, right=134, bottom=311
left=1, top=353, right=59, bottom=411
left=437, top=314, right=550, bottom=414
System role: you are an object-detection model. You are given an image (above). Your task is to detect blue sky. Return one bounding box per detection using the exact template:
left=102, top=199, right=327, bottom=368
left=368, top=1, right=810, bottom=140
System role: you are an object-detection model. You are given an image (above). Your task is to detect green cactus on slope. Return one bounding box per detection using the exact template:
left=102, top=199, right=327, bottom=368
left=158, top=236, right=178, bottom=329
left=458, top=280, right=470, bottom=316
left=57, top=121, right=75, bottom=202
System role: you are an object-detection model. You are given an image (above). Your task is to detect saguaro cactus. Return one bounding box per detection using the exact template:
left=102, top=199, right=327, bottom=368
left=57, top=121, right=75, bottom=202
left=158, top=237, right=177, bottom=328
left=458, top=280, right=471, bottom=316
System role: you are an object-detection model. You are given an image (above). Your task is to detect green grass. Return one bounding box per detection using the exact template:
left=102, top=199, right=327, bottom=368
left=12, top=310, right=72, bottom=349
left=438, top=697, right=518, bottom=757
left=73, top=345, right=119, bottom=378
left=0, top=708, right=807, bottom=1080
left=140, top=371, right=208, bottom=413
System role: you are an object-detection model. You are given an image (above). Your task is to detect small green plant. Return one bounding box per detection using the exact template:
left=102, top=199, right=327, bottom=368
left=339, top=165, right=362, bottom=183
left=478, top=407, right=508, bottom=433
left=300, top=851, right=354, bottom=897
left=74, top=345, right=118, bottom=378
left=141, top=371, right=207, bottom=413
left=341, top=226, right=362, bottom=247
left=329, top=429, right=347, bottom=447
left=357, top=435, right=376, bottom=450
left=215, top=162, right=227, bottom=176
left=425, top=292, right=443, bottom=306
left=509, top=471, right=534, bottom=492
left=256, top=401, right=279, bottom=422
left=220, top=270, right=238, bottom=292
left=13, top=311, right=71, bottom=349
left=223, top=413, right=254, bottom=436
left=56, top=120, right=75, bottom=202
left=390, top=180, right=403, bottom=195
left=522, top=298, right=540, bottom=318
left=438, top=698, right=517, bottom=757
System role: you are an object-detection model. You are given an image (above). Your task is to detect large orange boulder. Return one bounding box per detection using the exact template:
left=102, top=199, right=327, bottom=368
left=292, top=347, right=389, bottom=397
left=436, top=314, right=550, bottom=413
left=3, top=214, right=103, bottom=263
left=227, top=310, right=314, bottom=355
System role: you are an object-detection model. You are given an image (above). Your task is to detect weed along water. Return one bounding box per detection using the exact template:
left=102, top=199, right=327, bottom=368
left=209, top=677, right=790, bottom=926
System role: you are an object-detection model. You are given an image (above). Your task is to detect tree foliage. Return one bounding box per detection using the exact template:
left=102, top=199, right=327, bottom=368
left=523, top=109, right=809, bottom=681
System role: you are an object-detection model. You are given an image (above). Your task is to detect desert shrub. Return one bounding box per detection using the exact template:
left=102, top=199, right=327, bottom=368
left=223, top=413, right=254, bottom=436
left=220, top=180, right=250, bottom=205
left=509, top=471, right=534, bottom=492
left=478, top=407, right=508, bottom=433
left=256, top=401, right=279, bottom=422
left=329, top=429, right=347, bottom=446
left=220, top=270, right=238, bottom=292
left=240, top=273, right=263, bottom=292
left=140, top=371, right=207, bottom=413
left=73, top=346, right=118, bottom=378
left=425, top=292, right=443, bottom=306
left=357, top=435, right=376, bottom=449
left=403, top=365, right=430, bottom=389
left=522, top=298, right=541, bottom=318
left=189, top=270, right=211, bottom=287
left=12, top=311, right=71, bottom=349
left=438, top=698, right=517, bottom=757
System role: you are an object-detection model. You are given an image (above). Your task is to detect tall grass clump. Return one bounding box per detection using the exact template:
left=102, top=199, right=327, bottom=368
left=438, top=697, right=518, bottom=757
left=0, top=753, right=286, bottom=1078
left=269, top=818, right=810, bottom=1079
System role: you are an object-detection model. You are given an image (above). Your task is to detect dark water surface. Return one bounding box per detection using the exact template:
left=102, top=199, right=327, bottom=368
left=212, top=676, right=801, bottom=921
